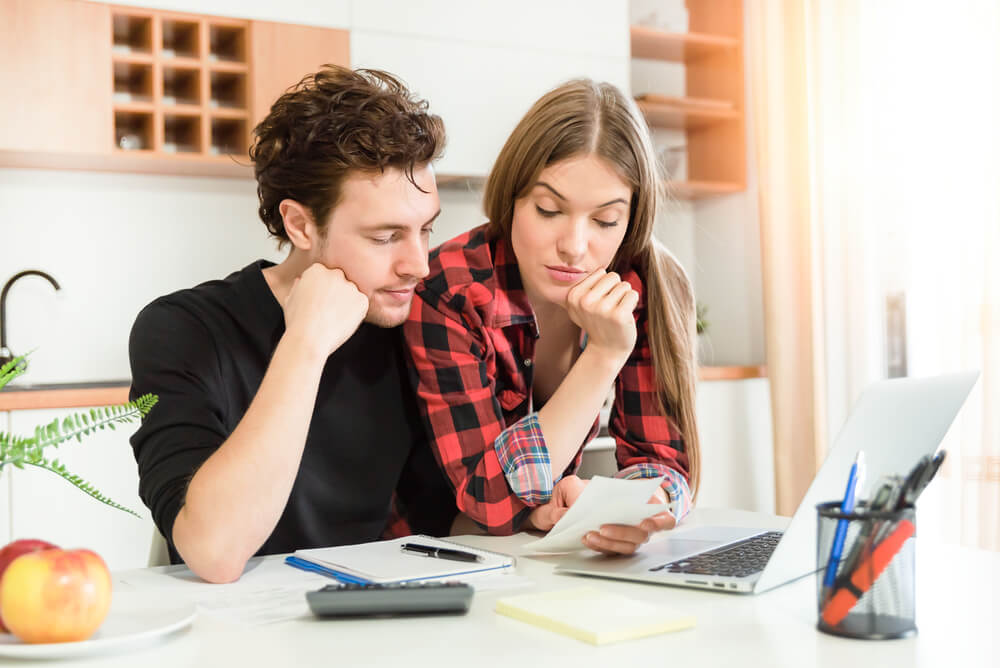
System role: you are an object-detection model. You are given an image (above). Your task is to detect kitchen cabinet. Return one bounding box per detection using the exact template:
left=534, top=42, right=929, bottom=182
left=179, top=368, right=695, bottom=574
left=0, top=0, right=112, bottom=154
left=5, top=406, right=153, bottom=571
left=250, top=21, right=350, bottom=129
left=630, top=0, right=747, bottom=199
left=0, top=0, right=350, bottom=178
left=351, top=30, right=628, bottom=177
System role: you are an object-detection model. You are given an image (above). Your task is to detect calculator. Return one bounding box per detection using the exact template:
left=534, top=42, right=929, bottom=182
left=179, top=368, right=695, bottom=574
left=305, top=581, right=474, bottom=618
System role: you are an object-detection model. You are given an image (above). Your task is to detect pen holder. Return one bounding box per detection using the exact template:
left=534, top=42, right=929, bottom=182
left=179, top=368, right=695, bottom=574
left=815, top=501, right=917, bottom=639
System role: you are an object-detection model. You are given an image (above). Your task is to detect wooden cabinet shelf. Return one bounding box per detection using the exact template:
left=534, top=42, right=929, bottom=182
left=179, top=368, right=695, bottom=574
left=209, top=61, right=248, bottom=74
left=699, top=366, right=767, bottom=382
left=111, top=8, right=250, bottom=160
left=3, top=1, right=347, bottom=177
left=669, top=180, right=745, bottom=200
left=630, top=26, right=739, bottom=63
left=631, top=0, right=745, bottom=195
left=636, top=98, right=741, bottom=129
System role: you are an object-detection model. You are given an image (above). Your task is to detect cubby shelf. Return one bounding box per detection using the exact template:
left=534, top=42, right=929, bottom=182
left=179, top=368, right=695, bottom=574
left=110, top=9, right=250, bottom=159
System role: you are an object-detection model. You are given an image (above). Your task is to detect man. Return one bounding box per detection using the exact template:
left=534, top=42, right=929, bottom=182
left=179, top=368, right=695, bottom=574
left=128, top=66, right=456, bottom=583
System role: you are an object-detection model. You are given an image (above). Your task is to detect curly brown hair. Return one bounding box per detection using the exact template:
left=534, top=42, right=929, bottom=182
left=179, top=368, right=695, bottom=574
left=250, top=65, right=446, bottom=244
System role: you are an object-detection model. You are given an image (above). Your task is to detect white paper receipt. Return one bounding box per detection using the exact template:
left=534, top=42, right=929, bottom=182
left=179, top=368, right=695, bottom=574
left=522, top=476, right=668, bottom=554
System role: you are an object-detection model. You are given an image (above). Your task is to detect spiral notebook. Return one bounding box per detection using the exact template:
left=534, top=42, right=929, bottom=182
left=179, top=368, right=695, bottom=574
left=290, top=536, right=514, bottom=585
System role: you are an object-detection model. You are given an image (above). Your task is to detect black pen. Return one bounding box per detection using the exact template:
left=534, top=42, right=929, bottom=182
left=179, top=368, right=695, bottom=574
left=400, top=543, right=483, bottom=563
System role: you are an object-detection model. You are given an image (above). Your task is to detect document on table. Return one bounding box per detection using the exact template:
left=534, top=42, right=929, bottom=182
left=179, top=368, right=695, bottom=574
left=522, top=476, right=668, bottom=554
left=115, top=552, right=535, bottom=626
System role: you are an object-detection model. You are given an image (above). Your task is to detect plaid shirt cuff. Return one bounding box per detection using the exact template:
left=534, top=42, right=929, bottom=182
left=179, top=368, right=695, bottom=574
left=494, top=413, right=553, bottom=506
left=616, top=463, right=693, bottom=521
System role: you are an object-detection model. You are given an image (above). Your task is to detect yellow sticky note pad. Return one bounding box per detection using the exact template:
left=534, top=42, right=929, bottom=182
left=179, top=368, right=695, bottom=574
left=495, top=587, right=696, bottom=645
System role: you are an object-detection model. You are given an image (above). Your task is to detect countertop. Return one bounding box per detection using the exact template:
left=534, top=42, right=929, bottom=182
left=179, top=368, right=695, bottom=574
left=0, top=366, right=767, bottom=411
left=0, top=380, right=131, bottom=411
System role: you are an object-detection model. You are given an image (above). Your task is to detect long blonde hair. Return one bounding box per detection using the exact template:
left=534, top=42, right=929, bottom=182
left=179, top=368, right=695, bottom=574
left=483, top=79, right=701, bottom=496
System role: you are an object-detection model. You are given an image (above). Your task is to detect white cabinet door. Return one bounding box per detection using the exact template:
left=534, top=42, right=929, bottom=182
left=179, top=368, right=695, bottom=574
left=577, top=379, right=776, bottom=514
left=351, top=32, right=630, bottom=176
left=0, top=412, right=11, bottom=546
left=696, top=378, right=775, bottom=514
left=7, top=407, right=153, bottom=571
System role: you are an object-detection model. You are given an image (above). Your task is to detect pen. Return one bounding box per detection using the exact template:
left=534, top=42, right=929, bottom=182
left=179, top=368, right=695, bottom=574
left=284, top=556, right=370, bottom=585
left=822, top=519, right=915, bottom=626
left=400, top=543, right=483, bottom=563
left=836, top=476, right=895, bottom=583
left=823, top=451, right=865, bottom=593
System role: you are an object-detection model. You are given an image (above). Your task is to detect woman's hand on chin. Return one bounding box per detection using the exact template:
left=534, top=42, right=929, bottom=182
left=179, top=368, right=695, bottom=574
left=565, top=269, right=639, bottom=366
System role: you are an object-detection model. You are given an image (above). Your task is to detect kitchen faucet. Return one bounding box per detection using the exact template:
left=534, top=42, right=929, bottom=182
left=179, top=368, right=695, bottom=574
left=0, top=270, right=62, bottom=368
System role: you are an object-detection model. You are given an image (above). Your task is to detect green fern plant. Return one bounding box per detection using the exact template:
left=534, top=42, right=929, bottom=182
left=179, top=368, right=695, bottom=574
left=0, top=355, right=157, bottom=517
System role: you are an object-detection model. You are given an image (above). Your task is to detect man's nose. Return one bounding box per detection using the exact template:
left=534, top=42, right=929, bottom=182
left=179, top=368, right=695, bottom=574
left=396, top=233, right=430, bottom=280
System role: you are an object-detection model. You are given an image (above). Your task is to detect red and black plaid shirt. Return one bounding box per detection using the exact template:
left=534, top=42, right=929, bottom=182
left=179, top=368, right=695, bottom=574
left=403, top=224, right=692, bottom=535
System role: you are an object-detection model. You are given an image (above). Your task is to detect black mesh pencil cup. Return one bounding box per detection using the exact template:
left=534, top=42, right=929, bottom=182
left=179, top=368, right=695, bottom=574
left=815, top=501, right=917, bottom=639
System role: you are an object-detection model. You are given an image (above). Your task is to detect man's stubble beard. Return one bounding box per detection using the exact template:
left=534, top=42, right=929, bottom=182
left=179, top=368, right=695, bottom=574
left=363, top=299, right=410, bottom=329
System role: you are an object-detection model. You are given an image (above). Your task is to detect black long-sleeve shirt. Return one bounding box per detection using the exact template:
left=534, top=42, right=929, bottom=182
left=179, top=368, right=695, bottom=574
left=128, top=260, right=455, bottom=564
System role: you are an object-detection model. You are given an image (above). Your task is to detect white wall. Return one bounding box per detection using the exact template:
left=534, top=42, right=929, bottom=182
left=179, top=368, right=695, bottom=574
left=629, top=0, right=765, bottom=367
left=2, top=0, right=631, bottom=384
left=0, top=0, right=630, bottom=568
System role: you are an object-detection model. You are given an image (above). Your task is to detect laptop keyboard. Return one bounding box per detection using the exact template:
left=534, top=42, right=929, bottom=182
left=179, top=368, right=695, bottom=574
left=649, top=531, right=784, bottom=578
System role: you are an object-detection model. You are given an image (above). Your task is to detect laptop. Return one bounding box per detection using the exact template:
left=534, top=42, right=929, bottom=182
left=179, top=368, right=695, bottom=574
left=555, top=371, right=979, bottom=594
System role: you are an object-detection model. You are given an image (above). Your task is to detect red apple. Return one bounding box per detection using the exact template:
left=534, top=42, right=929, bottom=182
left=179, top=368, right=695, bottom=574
left=0, top=549, right=111, bottom=644
left=0, top=539, right=59, bottom=632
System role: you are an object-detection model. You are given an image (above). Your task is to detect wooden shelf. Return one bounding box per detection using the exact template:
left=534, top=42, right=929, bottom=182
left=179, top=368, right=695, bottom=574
left=159, top=56, right=202, bottom=69
left=630, top=26, right=739, bottom=63
left=210, top=107, right=249, bottom=120
left=0, top=385, right=130, bottom=412
left=699, top=366, right=767, bottom=382
left=209, top=61, right=249, bottom=73
left=111, top=52, right=153, bottom=66
left=111, top=9, right=251, bottom=160
left=112, top=101, right=155, bottom=114
left=0, top=148, right=251, bottom=178
left=669, top=180, right=745, bottom=199
left=636, top=98, right=741, bottom=129
left=162, top=103, right=202, bottom=116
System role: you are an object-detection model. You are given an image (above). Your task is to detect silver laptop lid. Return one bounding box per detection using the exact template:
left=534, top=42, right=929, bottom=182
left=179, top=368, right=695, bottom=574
left=754, top=371, right=978, bottom=592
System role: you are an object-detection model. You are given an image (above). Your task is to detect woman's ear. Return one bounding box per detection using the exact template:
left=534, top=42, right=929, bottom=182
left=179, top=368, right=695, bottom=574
left=279, top=199, right=318, bottom=251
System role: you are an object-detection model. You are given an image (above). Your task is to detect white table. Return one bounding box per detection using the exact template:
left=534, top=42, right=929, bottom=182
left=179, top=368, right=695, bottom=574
left=10, top=509, right=997, bottom=667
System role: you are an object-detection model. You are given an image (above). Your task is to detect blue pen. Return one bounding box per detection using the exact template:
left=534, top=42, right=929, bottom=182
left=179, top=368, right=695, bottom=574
left=284, top=555, right=370, bottom=585
left=823, top=451, right=865, bottom=591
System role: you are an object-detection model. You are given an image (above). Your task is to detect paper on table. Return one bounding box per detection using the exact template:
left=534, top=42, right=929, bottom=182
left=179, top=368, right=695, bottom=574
left=196, top=586, right=314, bottom=625
left=523, top=476, right=667, bottom=553
left=115, top=557, right=331, bottom=626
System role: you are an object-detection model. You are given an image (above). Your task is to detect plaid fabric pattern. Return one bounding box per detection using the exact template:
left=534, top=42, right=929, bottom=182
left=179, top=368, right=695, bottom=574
left=617, top=463, right=693, bottom=522
left=494, top=413, right=554, bottom=505
left=404, top=224, right=693, bottom=534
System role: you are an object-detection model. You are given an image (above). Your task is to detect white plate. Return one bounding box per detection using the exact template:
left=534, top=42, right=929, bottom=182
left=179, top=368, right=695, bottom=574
left=0, top=595, right=196, bottom=659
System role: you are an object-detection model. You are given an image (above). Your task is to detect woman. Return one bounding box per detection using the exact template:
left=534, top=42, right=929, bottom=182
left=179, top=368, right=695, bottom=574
left=404, top=79, right=700, bottom=555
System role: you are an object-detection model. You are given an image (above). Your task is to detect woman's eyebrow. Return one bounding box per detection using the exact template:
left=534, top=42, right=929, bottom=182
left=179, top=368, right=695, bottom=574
left=534, top=182, right=626, bottom=208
